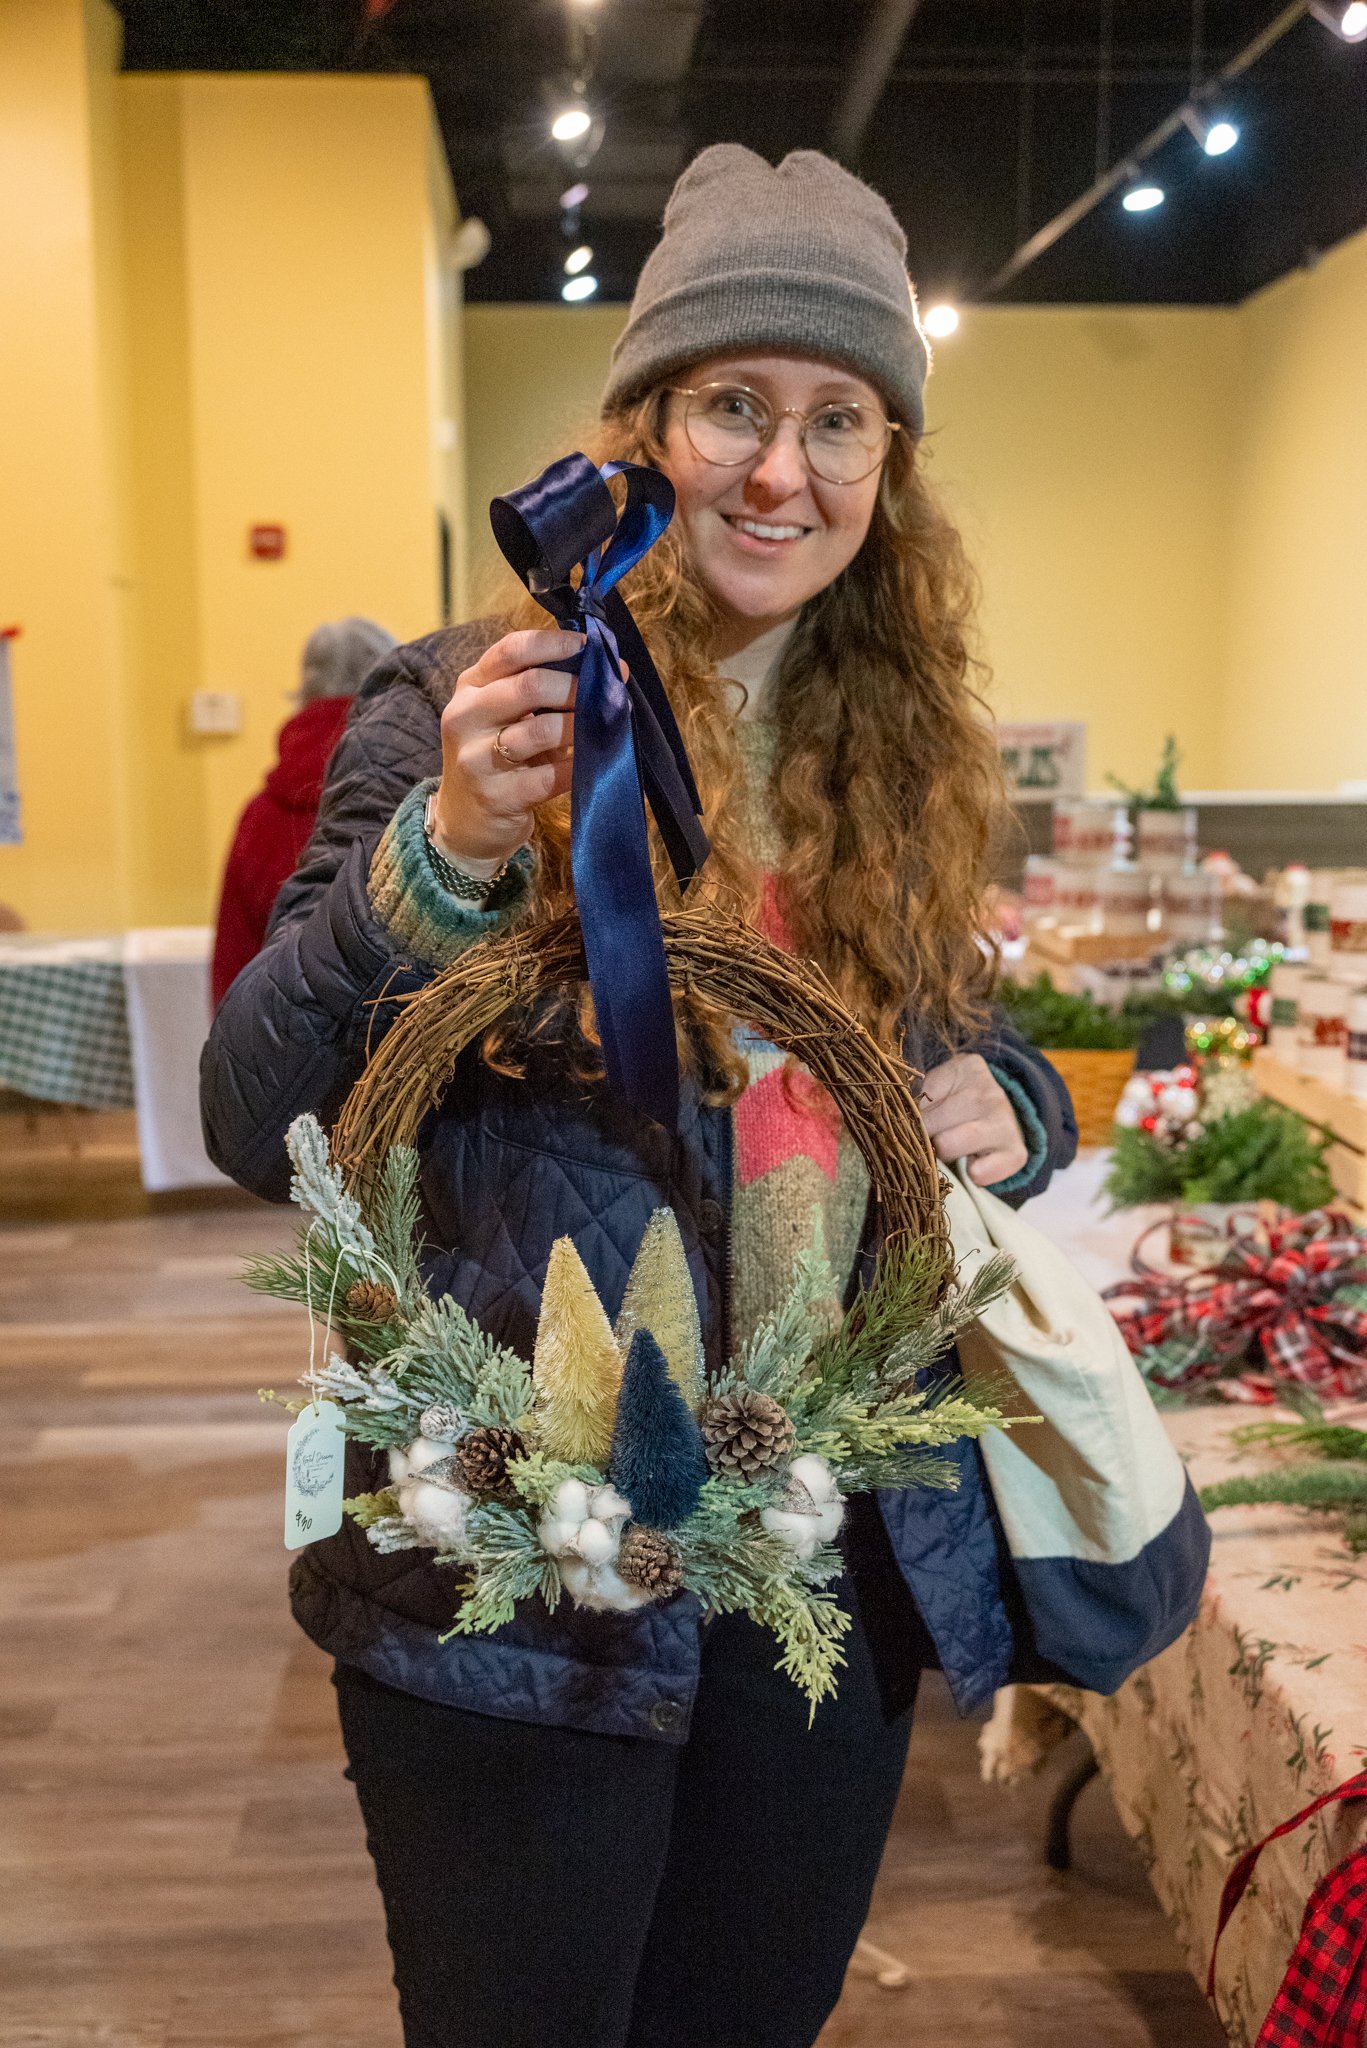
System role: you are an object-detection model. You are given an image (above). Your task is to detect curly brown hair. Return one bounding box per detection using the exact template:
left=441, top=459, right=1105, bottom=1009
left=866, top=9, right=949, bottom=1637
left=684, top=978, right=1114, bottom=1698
left=490, top=387, right=1007, bottom=1096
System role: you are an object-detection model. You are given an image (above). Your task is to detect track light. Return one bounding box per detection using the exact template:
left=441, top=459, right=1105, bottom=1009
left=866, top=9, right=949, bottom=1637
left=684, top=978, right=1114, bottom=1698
left=922, top=304, right=959, bottom=338
left=1121, top=172, right=1165, bottom=213
left=1182, top=107, right=1239, bottom=155
left=565, top=245, right=593, bottom=274
left=562, top=274, right=598, bottom=302
left=551, top=104, right=593, bottom=143
left=1308, top=0, right=1367, bottom=39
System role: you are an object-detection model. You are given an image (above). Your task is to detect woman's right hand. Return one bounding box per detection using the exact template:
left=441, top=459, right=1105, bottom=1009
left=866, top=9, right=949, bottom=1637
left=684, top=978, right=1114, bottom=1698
left=427, top=629, right=584, bottom=871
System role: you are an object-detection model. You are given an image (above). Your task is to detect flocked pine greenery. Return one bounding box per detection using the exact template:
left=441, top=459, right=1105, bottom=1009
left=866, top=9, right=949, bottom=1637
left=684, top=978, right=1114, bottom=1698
left=252, top=1114, right=1027, bottom=1710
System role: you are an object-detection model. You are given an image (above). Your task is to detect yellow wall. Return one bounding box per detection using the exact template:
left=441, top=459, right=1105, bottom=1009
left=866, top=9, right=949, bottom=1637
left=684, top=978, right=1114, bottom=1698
left=1220, top=228, right=1367, bottom=791
left=0, top=0, right=133, bottom=928
left=465, top=305, right=627, bottom=609
left=150, top=72, right=453, bottom=891
left=0, top=10, right=461, bottom=930
left=924, top=308, right=1239, bottom=792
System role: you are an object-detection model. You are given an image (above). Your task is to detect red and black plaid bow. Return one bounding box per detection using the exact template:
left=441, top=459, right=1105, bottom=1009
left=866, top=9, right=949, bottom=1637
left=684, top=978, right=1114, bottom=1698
left=1106, top=1209, right=1367, bottom=1398
left=1209, top=1771, right=1367, bottom=2047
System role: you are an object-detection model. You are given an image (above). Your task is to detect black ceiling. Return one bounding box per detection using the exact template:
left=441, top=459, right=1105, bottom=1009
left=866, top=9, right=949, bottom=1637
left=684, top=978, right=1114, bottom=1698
left=117, top=1, right=1367, bottom=306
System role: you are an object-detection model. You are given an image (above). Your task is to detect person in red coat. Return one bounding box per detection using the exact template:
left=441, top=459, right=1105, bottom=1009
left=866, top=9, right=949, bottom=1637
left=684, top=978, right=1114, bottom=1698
left=212, top=617, right=396, bottom=1005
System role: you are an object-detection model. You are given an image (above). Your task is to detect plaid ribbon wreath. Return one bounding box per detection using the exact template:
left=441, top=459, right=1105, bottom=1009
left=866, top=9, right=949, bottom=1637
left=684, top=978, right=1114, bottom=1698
left=1208, top=1770, right=1367, bottom=2047
left=1104, top=1209, right=1367, bottom=1399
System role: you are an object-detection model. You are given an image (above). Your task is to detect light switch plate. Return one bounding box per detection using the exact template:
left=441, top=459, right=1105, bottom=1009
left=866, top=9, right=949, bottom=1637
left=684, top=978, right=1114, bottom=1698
left=188, top=690, right=243, bottom=736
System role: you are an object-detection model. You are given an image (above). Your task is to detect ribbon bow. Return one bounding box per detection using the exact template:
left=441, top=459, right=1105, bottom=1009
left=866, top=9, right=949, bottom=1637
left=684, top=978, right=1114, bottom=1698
left=1106, top=1208, right=1367, bottom=1398
left=490, top=454, right=709, bottom=1129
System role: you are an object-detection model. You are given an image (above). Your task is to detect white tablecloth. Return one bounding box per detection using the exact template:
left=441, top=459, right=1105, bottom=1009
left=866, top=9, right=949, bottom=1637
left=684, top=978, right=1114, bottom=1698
left=121, top=929, right=229, bottom=1193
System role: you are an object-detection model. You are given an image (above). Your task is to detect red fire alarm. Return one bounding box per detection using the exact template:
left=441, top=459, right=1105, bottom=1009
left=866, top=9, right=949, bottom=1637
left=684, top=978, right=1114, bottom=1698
left=249, top=524, right=287, bottom=560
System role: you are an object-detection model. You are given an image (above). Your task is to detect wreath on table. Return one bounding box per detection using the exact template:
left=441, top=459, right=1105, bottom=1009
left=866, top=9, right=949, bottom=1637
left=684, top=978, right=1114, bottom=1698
left=252, top=911, right=1023, bottom=1711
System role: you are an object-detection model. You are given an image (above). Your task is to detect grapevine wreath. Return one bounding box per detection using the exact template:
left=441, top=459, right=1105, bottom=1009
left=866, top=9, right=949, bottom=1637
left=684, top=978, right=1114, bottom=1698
left=255, top=909, right=1023, bottom=1711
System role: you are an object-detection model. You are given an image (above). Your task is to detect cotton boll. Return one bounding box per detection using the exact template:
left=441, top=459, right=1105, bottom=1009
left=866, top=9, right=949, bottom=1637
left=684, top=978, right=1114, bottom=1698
left=558, top=1556, right=595, bottom=1603
left=589, top=1485, right=631, bottom=1525
left=553, top=1478, right=591, bottom=1521
left=582, top=1564, right=652, bottom=1612
left=788, top=1454, right=838, bottom=1505
left=406, top=1480, right=468, bottom=1542
left=538, top=1514, right=579, bottom=1556
left=575, top=1517, right=617, bottom=1567
left=406, top=1436, right=453, bottom=1476
left=560, top=1559, right=652, bottom=1612
left=760, top=1506, right=820, bottom=1561
left=388, top=1447, right=413, bottom=1484
left=813, top=1498, right=845, bottom=1544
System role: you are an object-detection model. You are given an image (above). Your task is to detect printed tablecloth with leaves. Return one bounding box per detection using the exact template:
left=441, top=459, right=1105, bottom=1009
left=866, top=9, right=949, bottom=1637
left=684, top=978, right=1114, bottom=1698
left=1045, top=1402, right=1367, bottom=2045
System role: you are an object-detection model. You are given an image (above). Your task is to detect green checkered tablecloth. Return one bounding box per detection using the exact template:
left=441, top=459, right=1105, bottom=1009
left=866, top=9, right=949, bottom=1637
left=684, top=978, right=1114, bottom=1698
left=0, top=937, right=135, bottom=1110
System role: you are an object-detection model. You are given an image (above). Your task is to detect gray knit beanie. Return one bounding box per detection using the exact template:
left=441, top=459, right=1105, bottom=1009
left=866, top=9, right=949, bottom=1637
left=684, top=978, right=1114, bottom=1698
left=603, top=145, right=929, bottom=434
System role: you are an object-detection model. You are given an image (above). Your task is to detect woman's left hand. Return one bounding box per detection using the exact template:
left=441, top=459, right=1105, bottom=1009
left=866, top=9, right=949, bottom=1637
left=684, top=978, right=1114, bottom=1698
left=918, top=1054, right=1029, bottom=1188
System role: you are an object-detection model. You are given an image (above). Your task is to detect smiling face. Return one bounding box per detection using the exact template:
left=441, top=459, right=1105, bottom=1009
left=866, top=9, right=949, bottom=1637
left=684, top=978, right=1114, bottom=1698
left=657, top=351, right=890, bottom=659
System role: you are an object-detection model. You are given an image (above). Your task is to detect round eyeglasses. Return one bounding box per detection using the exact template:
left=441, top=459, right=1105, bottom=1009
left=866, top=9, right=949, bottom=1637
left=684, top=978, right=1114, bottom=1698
left=666, top=381, right=900, bottom=486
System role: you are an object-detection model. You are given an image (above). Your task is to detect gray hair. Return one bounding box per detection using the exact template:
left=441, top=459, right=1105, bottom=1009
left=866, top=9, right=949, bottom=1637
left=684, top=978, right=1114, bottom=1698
left=297, top=617, right=398, bottom=704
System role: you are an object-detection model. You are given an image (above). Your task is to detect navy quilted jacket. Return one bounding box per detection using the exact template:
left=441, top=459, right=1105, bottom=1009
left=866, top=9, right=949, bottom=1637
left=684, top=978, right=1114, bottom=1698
left=201, top=626, right=1081, bottom=1743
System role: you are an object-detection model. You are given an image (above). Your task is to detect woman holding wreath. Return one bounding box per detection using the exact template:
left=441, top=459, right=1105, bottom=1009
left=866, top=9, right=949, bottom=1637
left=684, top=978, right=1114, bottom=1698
left=205, top=146, right=1087, bottom=2048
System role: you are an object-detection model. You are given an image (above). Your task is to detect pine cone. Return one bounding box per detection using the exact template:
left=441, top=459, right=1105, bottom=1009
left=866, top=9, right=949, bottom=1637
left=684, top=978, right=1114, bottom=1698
left=345, top=1278, right=400, bottom=1324
left=451, top=1425, right=526, bottom=1499
left=699, top=1388, right=796, bottom=1479
left=418, top=1402, right=464, bottom=1444
left=617, top=1524, right=684, bottom=1598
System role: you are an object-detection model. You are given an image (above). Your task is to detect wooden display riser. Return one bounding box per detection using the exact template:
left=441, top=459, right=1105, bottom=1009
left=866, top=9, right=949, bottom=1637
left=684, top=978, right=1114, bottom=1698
left=1252, top=1049, right=1367, bottom=1218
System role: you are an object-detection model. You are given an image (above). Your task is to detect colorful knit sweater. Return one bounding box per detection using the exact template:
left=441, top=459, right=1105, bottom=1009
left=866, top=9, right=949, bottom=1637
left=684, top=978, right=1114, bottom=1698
left=365, top=730, right=1044, bottom=1342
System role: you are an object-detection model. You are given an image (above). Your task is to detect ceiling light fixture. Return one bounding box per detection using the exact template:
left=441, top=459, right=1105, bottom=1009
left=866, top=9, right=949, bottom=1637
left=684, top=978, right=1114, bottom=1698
left=551, top=104, right=593, bottom=143
left=565, top=245, right=593, bottom=274
left=1121, top=171, right=1165, bottom=212
left=1308, top=0, right=1367, bottom=39
left=1182, top=106, right=1239, bottom=154
left=922, top=303, right=960, bottom=338
left=562, top=274, right=598, bottom=302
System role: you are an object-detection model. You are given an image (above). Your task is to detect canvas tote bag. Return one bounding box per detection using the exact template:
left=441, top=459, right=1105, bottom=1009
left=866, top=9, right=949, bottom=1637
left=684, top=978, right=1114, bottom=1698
left=943, top=1163, right=1211, bottom=1694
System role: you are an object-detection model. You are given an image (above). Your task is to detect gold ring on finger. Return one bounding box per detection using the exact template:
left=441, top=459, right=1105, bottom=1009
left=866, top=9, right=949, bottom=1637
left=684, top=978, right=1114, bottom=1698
left=493, top=725, right=518, bottom=767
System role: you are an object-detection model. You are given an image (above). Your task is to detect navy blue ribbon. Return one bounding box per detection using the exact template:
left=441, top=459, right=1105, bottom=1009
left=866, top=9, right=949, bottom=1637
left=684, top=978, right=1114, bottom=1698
left=490, top=453, right=710, bottom=1130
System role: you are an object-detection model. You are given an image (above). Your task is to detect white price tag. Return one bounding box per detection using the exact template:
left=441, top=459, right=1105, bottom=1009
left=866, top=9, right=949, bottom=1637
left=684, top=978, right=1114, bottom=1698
left=284, top=1400, right=346, bottom=1551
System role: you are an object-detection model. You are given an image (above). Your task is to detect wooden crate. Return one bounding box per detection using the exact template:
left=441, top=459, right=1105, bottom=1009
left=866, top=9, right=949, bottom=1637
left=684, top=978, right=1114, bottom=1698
left=1030, top=924, right=1160, bottom=970
left=1041, top=1047, right=1136, bottom=1146
left=1252, top=1050, right=1367, bottom=1214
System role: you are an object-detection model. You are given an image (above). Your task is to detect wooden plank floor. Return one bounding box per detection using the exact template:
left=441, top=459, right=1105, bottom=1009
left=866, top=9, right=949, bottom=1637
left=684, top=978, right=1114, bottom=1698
left=0, top=1195, right=1224, bottom=2048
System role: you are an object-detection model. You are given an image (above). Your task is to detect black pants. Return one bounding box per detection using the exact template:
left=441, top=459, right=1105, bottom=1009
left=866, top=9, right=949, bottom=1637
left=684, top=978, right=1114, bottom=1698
left=336, top=1525, right=927, bottom=2048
